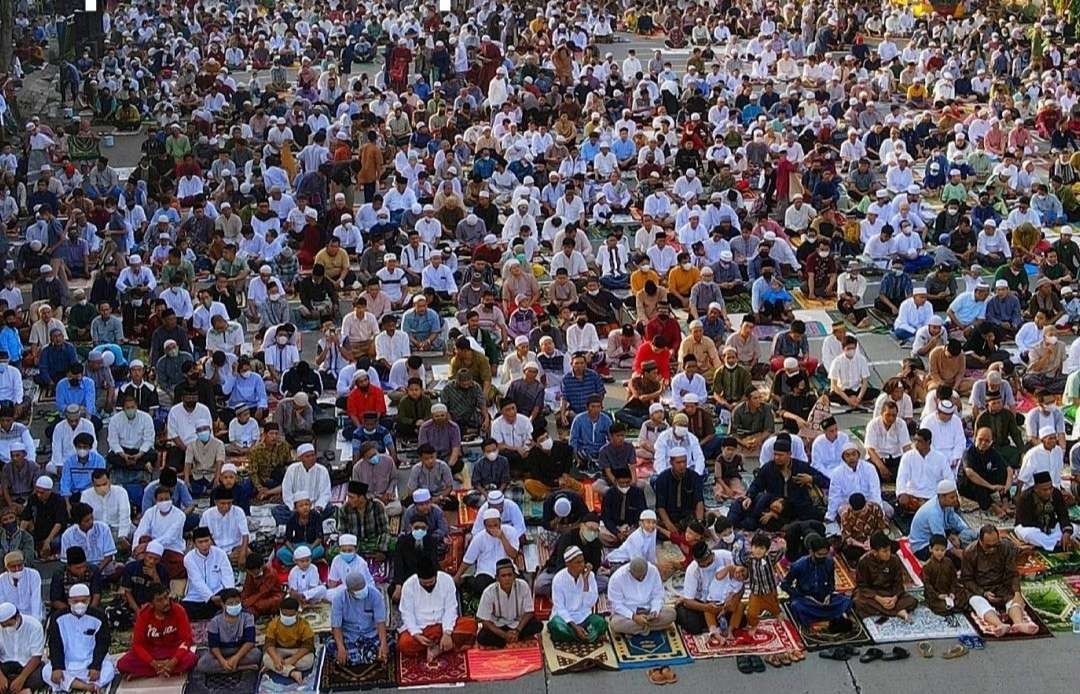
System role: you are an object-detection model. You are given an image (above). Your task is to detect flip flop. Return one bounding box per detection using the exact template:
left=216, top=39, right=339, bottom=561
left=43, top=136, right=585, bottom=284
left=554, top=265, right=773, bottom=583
left=750, top=655, right=766, bottom=673
left=858, top=647, right=885, bottom=663
left=917, top=642, right=933, bottom=658
left=659, top=666, right=678, bottom=684
left=647, top=668, right=667, bottom=685
left=942, top=645, right=969, bottom=660
left=881, top=646, right=910, bottom=661
left=736, top=655, right=754, bottom=674
left=790, top=650, right=806, bottom=662
left=779, top=652, right=792, bottom=666
left=842, top=645, right=862, bottom=657
left=818, top=647, right=850, bottom=661
left=764, top=654, right=783, bottom=668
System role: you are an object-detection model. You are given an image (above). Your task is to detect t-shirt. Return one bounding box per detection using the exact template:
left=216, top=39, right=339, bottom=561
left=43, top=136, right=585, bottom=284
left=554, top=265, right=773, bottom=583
left=120, top=559, right=169, bottom=607
left=208, top=611, right=256, bottom=649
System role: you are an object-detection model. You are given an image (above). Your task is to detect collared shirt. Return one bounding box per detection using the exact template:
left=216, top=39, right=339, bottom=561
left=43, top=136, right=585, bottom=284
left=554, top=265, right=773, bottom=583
left=60, top=520, right=116, bottom=564
left=331, top=583, right=386, bottom=641
left=608, top=562, right=664, bottom=617
left=864, top=416, right=912, bottom=459
left=281, top=461, right=332, bottom=510
left=810, top=432, right=851, bottom=477
left=227, top=373, right=269, bottom=409
left=79, top=486, right=133, bottom=538
left=405, top=461, right=454, bottom=499
left=399, top=572, right=458, bottom=634
left=897, top=448, right=952, bottom=499
left=477, top=577, right=532, bottom=628
left=199, top=506, right=249, bottom=553
left=462, top=524, right=519, bottom=577
left=59, top=451, right=106, bottom=497
left=551, top=568, right=599, bottom=624
left=333, top=500, right=390, bottom=553
left=107, top=409, right=155, bottom=453
left=183, top=546, right=235, bottom=601
left=908, top=496, right=970, bottom=552
left=166, top=403, right=213, bottom=445
left=56, top=377, right=96, bottom=417
left=1018, top=445, right=1065, bottom=490
left=826, top=461, right=884, bottom=521
left=133, top=505, right=186, bottom=554
left=683, top=549, right=742, bottom=602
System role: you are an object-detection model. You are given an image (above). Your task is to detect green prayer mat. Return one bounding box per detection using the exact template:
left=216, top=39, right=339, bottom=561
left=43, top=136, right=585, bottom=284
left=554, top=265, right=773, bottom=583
left=1021, top=578, right=1080, bottom=631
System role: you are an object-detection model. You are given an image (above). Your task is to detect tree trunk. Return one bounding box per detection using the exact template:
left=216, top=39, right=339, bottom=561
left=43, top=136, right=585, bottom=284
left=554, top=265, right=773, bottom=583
left=0, top=0, right=12, bottom=75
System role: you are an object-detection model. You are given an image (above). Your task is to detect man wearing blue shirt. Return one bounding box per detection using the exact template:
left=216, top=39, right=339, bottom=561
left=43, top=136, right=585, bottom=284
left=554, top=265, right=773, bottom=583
left=401, top=295, right=444, bottom=352
left=946, top=283, right=990, bottom=338
left=569, top=396, right=612, bottom=467
left=908, top=479, right=977, bottom=562
left=55, top=363, right=97, bottom=421
left=327, top=573, right=390, bottom=666
left=559, top=354, right=605, bottom=427
left=35, top=328, right=78, bottom=387
left=226, top=356, right=269, bottom=416
left=59, top=433, right=106, bottom=499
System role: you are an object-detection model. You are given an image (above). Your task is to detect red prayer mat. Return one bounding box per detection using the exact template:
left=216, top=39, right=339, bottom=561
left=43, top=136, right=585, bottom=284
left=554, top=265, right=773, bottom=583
left=466, top=640, right=543, bottom=682
left=681, top=619, right=802, bottom=659
left=397, top=648, right=470, bottom=686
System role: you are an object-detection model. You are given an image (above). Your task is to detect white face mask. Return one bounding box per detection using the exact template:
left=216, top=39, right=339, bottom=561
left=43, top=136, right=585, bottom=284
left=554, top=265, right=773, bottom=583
left=539, top=438, right=553, bottom=451
left=70, top=602, right=88, bottom=616
left=279, top=614, right=297, bottom=626
left=157, top=500, right=173, bottom=514
left=9, top=570, right=23, bottom=580
left=674, top=425, right=688, bottom=437
left=484, top=451, right=499, bottom=461
left=681, top=262, right=692, bottom=271
left=616, top=485, right=631, bottom=494
left=1046, top=335, right=1058, bottom=345
left=844, top=349, right=856, bottom=359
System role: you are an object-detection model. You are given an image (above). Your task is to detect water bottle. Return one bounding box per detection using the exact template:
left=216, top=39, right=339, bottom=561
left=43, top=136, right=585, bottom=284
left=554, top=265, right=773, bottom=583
left=1071, top=607, right=1080, bottom=634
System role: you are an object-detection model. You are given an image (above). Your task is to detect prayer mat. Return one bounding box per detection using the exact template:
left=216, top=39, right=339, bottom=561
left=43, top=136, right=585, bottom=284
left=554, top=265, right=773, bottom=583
left=522, top=495, right=546, bottom=523
left=1063, top=574, right=1080, bottom=597
left=109, top=627, right=134, bottom=654
left=725, top=294, right=753, bottom=314
left=1070, top=505, right=1080, bottom=523
left=1016, top=551, right=1052, bottom=578
left=752, top=324, right=786, bottom=341
left=320, top=653, right=395, bottom=691
left=260, top=668, right=320, bottom=694
left=967, top=604, right=1053, bottom=640
left=680, top=618, right=802, bottom=659
left=396, top=647, right=470, bottom=686
left=610, top=625, right=693, bottom=669
left=792, top=290, right=838, bottom=311
left=330, top=483, right=348, bottom=506
left=826, top=310, right=888, bottom=335
left=896, top=539, right=923, bottom=579
left=594, top=594, right=611, bottom=615
left=663, top=571, right=686, bottom=606
left=862, top=607, right=976, bottom=643
left=388, top=515, right=400, bottom=535
left=183, top=668, right=260, bottom=694
left=465, top=640, right=543, bottom=682
left=190, top=620, right=211, bottom=646
left=848, top=425, right=866, bottom=443
left=1014, top=393, right=1037, bottom=414
left=1022, top=578, right=1080, bottom=631
left=897, top=549, right=924, bottom=589
left=117, top=675, right=189, bottom=694
left=582, top=481, right=603, bottom=513
left=962, top=508, right=1015, bottom=532
left=440, top=530, right=466, bottom=575
left=776, top=559, right=855, bottom=594
left=367, top=556, right=390, bottom=584
left=299, top=602, right=332, bottom=634
left=533, top=595, right=553, bottom=620
left=455, top=491, right=479, bottom=527
left=541, top=629, right=620, bottom=674
left=1038, top=548, right=1080, bottom=574
left=782, top=607, right=873, bottom=651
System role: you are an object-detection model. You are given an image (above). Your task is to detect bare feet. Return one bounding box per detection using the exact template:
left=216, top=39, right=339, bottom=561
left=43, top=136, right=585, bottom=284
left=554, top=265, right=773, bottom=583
left=290, top=670, right=304, bottom=684
left=991, top=623, right=1010, bottom=637
left=426, top=644, right=443, bottom=663
left=1012, top=621, right=1040, bottom=635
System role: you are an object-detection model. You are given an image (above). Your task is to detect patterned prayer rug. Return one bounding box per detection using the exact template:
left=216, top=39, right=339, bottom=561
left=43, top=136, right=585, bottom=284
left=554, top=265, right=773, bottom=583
left=862, top=607, right=976, bottom=643
left=725, top=294, right=753, bottom=314
left=183, top=668, right=260, bottom=694
left=1016, top=551, right=1052, bottom=578
left=961, top=508, right=1015, bottom=532
left=1063, top=574, right=1080, bottom=597
left=367, top=556, right=390, bottom=584
left=260, top=668, right=320, bottom=694
left=440, top=530, right=466, bottom=574
left=680, top=618, right=802, bottom=659
left=299, top=602, right=332, bottom=634
left=1038, top=548, right=1080, bottom=574
left=466, top=640, right=543, bottom=681
left=896, top=538, right=923, bottom=579
left=541, top=629, right=620, bottom=674
left=116, top=674, right=189, bottom=694
left=752, top=324, right=786, bottom=341
left=662, top=571, right=686, bottom=606
left=397, top=647, right=470, bottom=686
left=190, top=620, right=211, bottom=646
left=967, top=604, right=1054, bottom=640
left=610, top=625, right=693, bottom=669
left=533, top=595, right=553, bottom=620
left=792, top=290, right=837, bottom=311
left=781, top=607, right=873, bottom=651
left=1022, top=578, right=1080, bottom=631
left=320, top=653, right=395, bottom=691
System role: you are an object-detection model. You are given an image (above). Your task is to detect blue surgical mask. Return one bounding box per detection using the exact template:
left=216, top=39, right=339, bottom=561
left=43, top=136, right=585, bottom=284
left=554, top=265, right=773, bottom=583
left=351, top=587, right=368, bottom=600
left=411, top=528, right=427, bottom=541
left=197, top=431, right=211, bottom=443
left=225, top=603, right=242, bottom=617
left=340, top=551, right=356, bottom=563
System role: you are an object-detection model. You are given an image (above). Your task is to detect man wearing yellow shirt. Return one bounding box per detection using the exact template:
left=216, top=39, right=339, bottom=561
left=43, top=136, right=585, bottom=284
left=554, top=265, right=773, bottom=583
left=906, top=80, right=929, bottom=108
left=630, top=263, right=661, bottom=294
left=666, top=253, right=700, bottom=308
left=263, top=597, right=316, bottom=683
left=313, top=237, right=356, bottom=288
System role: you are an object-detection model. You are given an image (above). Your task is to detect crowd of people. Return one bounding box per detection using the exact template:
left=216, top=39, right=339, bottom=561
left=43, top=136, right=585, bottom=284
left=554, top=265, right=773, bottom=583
left=0, top=0, right=1078, bottom=688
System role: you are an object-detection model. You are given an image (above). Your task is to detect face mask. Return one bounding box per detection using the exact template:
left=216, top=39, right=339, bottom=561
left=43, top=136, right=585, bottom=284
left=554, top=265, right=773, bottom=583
left=124, top=406, right=139, bottom=419
left=70, top=603, right=88, bottom=616
left=279, top=614, right=297, bottom=626
left=674, top=425, right=688, bottom=437
left=411, top=528, right=427, bottom=541
left=581, top=529, right=599, bottom=542
left=485, top=451, right=499, bottom=461
left=818, top=250, right=829, bottom=258
left=1046, top=336, right=1058, bottom=345
left=681, top=262, right=692, bottom=271
left=844, top=349, right=856, bottom=359
left=340, top=551, right=356, bottom=563
left=539, top=438, right=553, bottom=451
left=277, top=335, right=288, bottom=345
left=617, top=485, right=631, bottom=494
left=640, top=264, right=651, bottom=272
left=8, top=569, right=22, bottom=579
left=76, top=448, right=90, bottom=459
left=2, top=522, right=16, bottom=534
left=225, top=603, right=243, bottom=616
left=197, top=431, right=211, bottom=443
left=351, top=587, right=368, bottom=600
left=166, top=348, right=179, bottom=358
left=157, top=500, right=173, bottom=514
left=587, top=288, right=600, bottom=296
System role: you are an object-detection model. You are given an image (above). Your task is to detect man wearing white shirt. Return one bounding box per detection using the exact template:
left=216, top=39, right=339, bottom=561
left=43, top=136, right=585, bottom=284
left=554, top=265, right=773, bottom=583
left=470, top=491, right=526, bottom=540
left=918, top=400, right=966, bottom=474
left=607, top=558, right=676, bottom=635
left=671, top=373, right=708, bottom=411
left=646, top=235, right=678, bottom=275
left=454, top=509, right=520, bottom=596
left=398, top=559, right=474, bottom=656
left=0, top=557, right=44, bottom=623
left=652, top=415, right=706, bottom=476
left=810, top=419, right=850, bottom=477
left=548, top=547, right=606, bottom=643
left=181, top=526, right=235, bottom=619
left=895, top=428, right=953, bottom=514
left=864, top=403, right=912, bottom=481
left=1017, top=427, right=1070, bottom=499
left=827, top=440, right=888, bottom=520
left=828, top=336, right=879, bottom=409
left=374, top=317, right=411, bottom=370
left=199, top=487, right=250, bottom=564
left=79, top=470, right=132, bottom=546
left=421, top=256, right=458, bottom=303
left=893, top=287, right=932, bottom=341
left=132, top=485, right=187, bottom=577
left=277, top=444, right=332, bottom=524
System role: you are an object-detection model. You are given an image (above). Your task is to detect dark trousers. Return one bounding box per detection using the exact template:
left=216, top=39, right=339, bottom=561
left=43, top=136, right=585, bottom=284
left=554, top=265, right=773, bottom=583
left=475, top=617, right=543, bottom=647
left=183, top=595, right=223, bottom=620
left=1, top=660, right=45, bottom=689
left=675, top=605, right=710, bottom=635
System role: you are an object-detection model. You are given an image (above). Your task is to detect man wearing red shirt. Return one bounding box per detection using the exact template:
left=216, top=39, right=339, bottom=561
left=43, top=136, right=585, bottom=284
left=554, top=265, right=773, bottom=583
left=116, top=585, right=197, bottom=679
left=345, top=371, right=388, bottom=431
left=633, top=336, right=673, bottom=382
left=644, top=303, right=683, bottom=353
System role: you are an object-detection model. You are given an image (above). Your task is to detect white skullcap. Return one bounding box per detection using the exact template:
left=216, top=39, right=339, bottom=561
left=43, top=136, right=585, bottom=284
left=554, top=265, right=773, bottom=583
left=640, top=510, right=657, bottom=521
left=514, top=335, right=530, bottom=346
left=554, top=497, right=572, bottom=517
left=146, top=540, right=164, bottom=556
left=69, top=583, right=91, bottom=598
left=0, top=603, right=17, bottom=621
left=937, top=400, right=956, bottom=414
left=783, top=357, right=798, bottom=370
left=129, top=254, right=142, bottom=264
left=413, top=488, right=432, bottom=503
left=487, top=490, right=504, bottom=504
left=683, top=393, right=700, bottom=404
left=339, top=534, right=358, bottom=547
left=297, top=443, right=316, bottom=456
left=430, top=404, right=448, bottom=415
left=649, top=403, right=665, bottom=414
left=842, top=441, right=860, bottom=453
left=220, top=463, right=238, bottom=474
left=994, top=280, right=1009, bottom=289
left=259, top=264, right=272, bottom=274
left=482, top=508, right=501, bottom=520
left=669, top=446, right=688, bottom=458
left=913, top=287, right=927, bottom=295
left=1039, top=425, right=1057, bottom=439
left=524, top=361, right=540, bottom=372
left=293, top=546, right=312, bottom=560
left=928, top=316, right=944, bottom=326
left=563, top=546, right=583, bottom=562
left=937, top=480, right=957, bottom=495
left=35, top=476, right=53, bottom=490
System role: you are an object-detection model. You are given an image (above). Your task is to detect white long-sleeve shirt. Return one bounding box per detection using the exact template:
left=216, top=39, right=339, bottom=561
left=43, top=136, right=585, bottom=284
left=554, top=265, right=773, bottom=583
left=918, top=413, right=966, bottom=470
left=681, top=549, right=742, bottom=602
left=288, top=563, right=327, bottom=602
left=566, top=323, right=602, bottom=354
left=896, top=448, right=952, bottom=499
left=281, top=461, right=332, bottom=511
left=652, top=429, right=706, bottom=476
left=50, top=418, right=96, bottom=471
left=894, top=297, right=933, bottom=334
left=133, top=504, right=186, bottom=554
left=551, top=567, right=599, bottom=623
left=79, top=485, right=133, bottom=538
left=1018, top=445, right=1065, bottom=490
left=826, top=460, right=884, bottom=521
left=810, top=432, right=851, bottom=477
left=0, top=569, right=43, bottom=621
left=608, top=562, right=665, bottom=618
left=107, top=409, right=155, bottom=453
left=199, top=506, right=249, bottom=554
left=183, top=546, right=236, bottom=602
left=462, top=525, right=519, bottom=577
left=399, top=572, right=459, bottom=634
left=606, top=527, right=658, bottom=565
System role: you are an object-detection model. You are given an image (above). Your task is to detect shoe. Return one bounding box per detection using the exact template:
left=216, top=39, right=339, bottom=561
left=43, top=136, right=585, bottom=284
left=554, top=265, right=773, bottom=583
left=881, top=646, right=910, bottom=661
left=749, top=656, right=766, bottom=673
left=736, top=655, right=754, bottom=674
left=818, top=647, right=850, bottom=661
left=942, top=645, right=968, bottom=660
left=858, top=647, right=884, bottom=663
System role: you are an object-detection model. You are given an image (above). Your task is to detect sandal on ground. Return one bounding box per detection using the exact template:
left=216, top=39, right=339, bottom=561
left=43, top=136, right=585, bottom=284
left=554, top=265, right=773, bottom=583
left=790, top=650, right=806, bottom=662
left=659, top=666, right=678, bottom=684
left=818, top=647, right=850, bottom=661
left=764, top=654, right=783, bottom=668
left=736, top=655, right=754, bottom=674
left=881, top=646, right=910, bottom=661
left=942, top=645, right=968, bottom=660
left=917, top=642, right=933, bottom=658
left=779, top=652, right=792, bottom=666
left=858, top=647, right=885, bottom=663
left=647, top=668, right=667, bottom=685
left=750, top=655, right=766, bottom=673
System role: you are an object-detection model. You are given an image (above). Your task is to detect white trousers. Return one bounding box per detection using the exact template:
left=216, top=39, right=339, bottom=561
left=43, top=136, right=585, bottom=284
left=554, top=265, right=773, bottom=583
left=42, top=658, right=116, bottom=692
left=1014, top=525, right=1062, bottom=552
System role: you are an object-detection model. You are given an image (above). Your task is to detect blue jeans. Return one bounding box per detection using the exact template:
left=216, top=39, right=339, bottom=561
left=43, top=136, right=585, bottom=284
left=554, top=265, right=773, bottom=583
left=892, top=328, right=915, bottom=341
left=276, top=543, right=325, bottom=566
left=600, top=273, right=629, bottom=290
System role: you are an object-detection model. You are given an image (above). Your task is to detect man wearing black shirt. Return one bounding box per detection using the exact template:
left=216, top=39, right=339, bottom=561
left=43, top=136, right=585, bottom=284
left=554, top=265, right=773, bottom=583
left=297, top=264, right=339, bottom=322
left=19, top=476, right=68, bottom=562
left=119, top=541, right=169, bottom=612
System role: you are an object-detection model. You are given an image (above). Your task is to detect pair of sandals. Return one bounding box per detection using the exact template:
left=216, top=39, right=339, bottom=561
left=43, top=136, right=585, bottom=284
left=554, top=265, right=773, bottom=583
left=858, top=646, right=910, bottom=663
left=647, top=666, right=678, bottom=685
left=818, top=644, right=861, bottom=661
left=762, top=650, right=805, bottom=668
left=735, top=655, right=766, bottom=673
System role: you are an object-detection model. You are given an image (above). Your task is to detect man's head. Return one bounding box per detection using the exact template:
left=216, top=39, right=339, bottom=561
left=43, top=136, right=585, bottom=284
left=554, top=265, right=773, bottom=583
left=870, top=531, right=895, bottom=562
